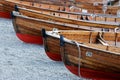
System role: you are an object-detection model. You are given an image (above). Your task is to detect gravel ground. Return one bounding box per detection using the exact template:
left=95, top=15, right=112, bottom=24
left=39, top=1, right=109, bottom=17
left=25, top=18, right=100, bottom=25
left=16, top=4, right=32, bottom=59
left=0, top=18, right=86, bottom=80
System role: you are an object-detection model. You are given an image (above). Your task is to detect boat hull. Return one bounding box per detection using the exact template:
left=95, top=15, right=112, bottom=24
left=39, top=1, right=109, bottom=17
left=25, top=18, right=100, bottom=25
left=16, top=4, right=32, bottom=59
left=65, top=65, right=120, bottom=80
left=0, top=3, right=11, bottom=18
left=46, top=52, right=62, bottom=61
left=58, top=31, right=120, bottom=79
left=43, top=34, right=62, bottom=61
left=61, top=42, right=120, bottom=79
left=16, top=33, right=43, bottom=44
left=0, top=11, right=11, bottom=18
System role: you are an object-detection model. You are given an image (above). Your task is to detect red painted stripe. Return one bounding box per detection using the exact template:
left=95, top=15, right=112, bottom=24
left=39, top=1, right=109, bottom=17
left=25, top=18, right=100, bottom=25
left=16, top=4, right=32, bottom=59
left=16, top=33, right=43, bottom=44
left=46, top=52, right=62, bottom=61
left=0, top=12, right=11, bottom=18
left=65, top=65, right=120, bottom=80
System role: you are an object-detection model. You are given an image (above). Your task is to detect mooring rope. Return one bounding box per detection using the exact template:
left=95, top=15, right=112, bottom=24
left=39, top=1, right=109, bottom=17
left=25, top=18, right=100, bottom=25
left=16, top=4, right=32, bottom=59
left=72, top=41, right=81, bottom=77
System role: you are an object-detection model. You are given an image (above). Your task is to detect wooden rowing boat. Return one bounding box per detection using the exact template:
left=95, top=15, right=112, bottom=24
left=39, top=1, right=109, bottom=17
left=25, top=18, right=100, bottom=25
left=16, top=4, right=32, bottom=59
left=16, top=5, right=120, bottom=23
left=3, top=0, right=120, bottom=15
left=42, top=28, right=120, bottom=61
left=17, top=6, right=120, bottom=29
left=2, top=0, right=120, bottom=19
left=12, top=11, right=102, bottom=44
left=42, top=29, right=120, bottom=79
left=16, top=0, right=118, bottom=6
left=60, top=30, right=120, bottom=79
